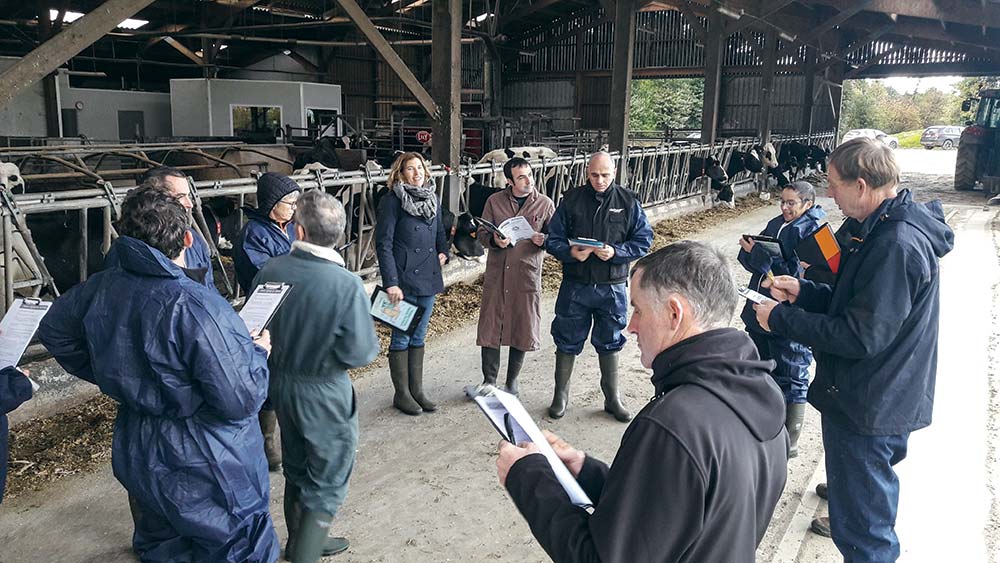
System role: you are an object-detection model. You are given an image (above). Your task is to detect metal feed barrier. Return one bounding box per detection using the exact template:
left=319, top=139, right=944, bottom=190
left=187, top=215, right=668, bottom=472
left=0, top=131, right=835, bottom=314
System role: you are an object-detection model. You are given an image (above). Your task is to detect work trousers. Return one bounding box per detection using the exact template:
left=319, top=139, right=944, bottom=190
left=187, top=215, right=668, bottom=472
left=550, top=280, right=628, bottom=356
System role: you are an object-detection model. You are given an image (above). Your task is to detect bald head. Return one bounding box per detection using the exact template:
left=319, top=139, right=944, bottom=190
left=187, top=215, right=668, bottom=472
left=587, top=151, right=616, bottom=192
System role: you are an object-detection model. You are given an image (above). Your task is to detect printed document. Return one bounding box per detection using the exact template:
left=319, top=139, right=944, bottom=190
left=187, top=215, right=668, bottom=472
left=474, top=386, right=594, bottom=508
left=0, top=298, right=52, bottom=369
left=497, top=216, right=535, bottom=245
left=240, top=283, right=292, bottom=337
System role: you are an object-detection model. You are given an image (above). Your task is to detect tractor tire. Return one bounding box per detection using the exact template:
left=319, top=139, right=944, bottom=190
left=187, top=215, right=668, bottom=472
left=955, top=145, right=978, bottom=191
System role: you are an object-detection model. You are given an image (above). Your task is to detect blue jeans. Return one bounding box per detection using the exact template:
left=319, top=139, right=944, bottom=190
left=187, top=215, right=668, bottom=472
left=550, top=281, right=628, bottom=356
left=389, top=294, right=436, bottom=351
left=749, top=331, right=812, bottom=404
left=822, top=416, right=910, bottom=563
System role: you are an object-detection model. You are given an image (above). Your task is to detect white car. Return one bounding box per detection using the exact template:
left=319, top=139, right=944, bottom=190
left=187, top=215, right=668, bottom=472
left=841, top=128, right=899, bottom=149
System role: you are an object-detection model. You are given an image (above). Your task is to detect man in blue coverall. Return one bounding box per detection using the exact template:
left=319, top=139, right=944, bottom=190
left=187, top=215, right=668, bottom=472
left=139, top=166, right=216, bottom=292
left=39, top=186, right=279, bottom=562
left=545, top=151, right=653, bottom=422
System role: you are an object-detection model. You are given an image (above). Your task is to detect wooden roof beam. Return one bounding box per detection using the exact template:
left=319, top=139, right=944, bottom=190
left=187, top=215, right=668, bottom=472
left=808, top=0, right=1000, bottom=30
left=163, top=36, right=205, bottom=65
left=336, top=0, right=438, bottom=117
left=812, top=0, right=874, bottom=37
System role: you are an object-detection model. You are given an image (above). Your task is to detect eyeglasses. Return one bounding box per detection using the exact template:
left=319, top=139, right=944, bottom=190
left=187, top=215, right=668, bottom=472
left=779, top=199, right=803, bottom=208
left=277, top=199, right=298, bottom=209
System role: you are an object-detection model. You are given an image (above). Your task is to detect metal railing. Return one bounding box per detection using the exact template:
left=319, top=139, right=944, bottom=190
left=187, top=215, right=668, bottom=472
left=0, top=131, right=836, bottom=313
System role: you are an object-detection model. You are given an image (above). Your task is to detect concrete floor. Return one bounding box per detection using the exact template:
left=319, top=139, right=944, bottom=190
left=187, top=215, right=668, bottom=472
left=2, top=150, right=997, bottom=562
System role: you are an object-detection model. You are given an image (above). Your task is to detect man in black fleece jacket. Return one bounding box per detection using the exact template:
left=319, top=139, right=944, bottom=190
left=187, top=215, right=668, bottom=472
left=497, top=241, right=788, bottom=563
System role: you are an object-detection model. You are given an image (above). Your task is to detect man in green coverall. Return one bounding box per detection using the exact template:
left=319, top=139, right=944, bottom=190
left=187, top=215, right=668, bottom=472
left=252, top=190, right=379, bottom=562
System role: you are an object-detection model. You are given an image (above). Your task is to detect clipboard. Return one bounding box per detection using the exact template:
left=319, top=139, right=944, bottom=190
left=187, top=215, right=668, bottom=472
left=239, top=282, right=293, bottom=337
left=0, top=297, right=52, bottom=370
left=797, top=223, right=842, bottom=274
left=742, top=234, right=785, bottom=259
left=370, top=286, right=426, bottom=335
left=471, top=386, right=594, bottom=508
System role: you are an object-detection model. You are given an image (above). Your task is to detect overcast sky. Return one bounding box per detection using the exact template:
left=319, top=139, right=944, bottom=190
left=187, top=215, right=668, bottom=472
left=878, top=75, right=963, bottom=93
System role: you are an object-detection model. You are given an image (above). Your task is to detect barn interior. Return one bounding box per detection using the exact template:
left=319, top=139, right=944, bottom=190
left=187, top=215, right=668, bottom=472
left=3, top=0, right=1000, bottom=311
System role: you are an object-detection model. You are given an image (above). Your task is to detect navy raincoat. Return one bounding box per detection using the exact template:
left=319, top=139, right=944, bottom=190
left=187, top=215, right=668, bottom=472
left=105, top=227, right=215, bottom=291
left=38, top=236, right=279, bottom=562
left=1, top=366, right=32, bottom=504
left=768, top=190, right=955, bottom=435
left=234, top=209, right=297, bottom=294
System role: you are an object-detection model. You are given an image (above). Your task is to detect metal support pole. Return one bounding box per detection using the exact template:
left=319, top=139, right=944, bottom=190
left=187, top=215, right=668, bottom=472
left=3, top=211, right=14, bottom=310
left=801, top=45, right=817, bottom=136
left=79, top=208, right=88, bottom=283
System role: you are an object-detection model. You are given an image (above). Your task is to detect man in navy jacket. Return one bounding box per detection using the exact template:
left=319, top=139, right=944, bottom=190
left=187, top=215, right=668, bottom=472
left=755, top=138, right=954, bottom=562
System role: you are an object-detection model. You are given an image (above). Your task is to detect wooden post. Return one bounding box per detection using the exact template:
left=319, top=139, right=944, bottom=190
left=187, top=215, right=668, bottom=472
left=431, top=0, right=462, bottom=212
left=801, top=45, right=817, bottom=136
left=701, top=12, right=725, bottom=145
left=608, top=0, right=637, bottom=156
left=758, top=30, right=779, bottom=144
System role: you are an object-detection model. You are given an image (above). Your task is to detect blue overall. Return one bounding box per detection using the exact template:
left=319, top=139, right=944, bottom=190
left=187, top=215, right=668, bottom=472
left=738, top=206, right=825, bottom=404
left=38, top=236, right=278, bottom=563
left=545, top=183, right=652, bottom=356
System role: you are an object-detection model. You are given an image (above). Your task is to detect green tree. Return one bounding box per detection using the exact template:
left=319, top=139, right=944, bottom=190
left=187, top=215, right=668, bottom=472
left=955, top=77, right=1000, bottom=122
left=629, top=78, right=704, bottom=132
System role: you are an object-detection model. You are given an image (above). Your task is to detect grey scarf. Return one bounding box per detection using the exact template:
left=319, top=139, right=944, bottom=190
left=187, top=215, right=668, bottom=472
left=392, top=179, right=438, bottom=220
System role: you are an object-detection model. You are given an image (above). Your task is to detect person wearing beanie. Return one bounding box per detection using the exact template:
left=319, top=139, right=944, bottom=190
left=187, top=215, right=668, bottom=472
left=234, top=172, right=302, bottom=295
left=234, top=171, right=301, bottom=473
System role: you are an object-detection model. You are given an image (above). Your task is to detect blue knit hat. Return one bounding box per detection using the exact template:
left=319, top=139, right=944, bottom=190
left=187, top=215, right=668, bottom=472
left=256, top=172, right=301, bottom=216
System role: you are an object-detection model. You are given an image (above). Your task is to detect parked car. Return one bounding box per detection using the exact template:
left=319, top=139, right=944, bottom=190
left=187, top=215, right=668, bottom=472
left=842, top=128, right=899, bottom=149
left=920, top=125, right=962, bottom=150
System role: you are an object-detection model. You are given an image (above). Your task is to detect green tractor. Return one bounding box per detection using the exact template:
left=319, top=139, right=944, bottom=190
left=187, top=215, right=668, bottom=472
left=957, top=89, right=1000, bottom=203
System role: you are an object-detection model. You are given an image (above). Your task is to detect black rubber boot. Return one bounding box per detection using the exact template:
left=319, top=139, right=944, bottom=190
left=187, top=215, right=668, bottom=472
left=810, top=516, right=832, bottom=538
left=547, top=352, right=575, bottom=419
left=259, top=409, right=282, bottom=472
left=599, top=353, right=631, bottom=422
left=481, top=347, right=501, bottom=386
left=785, top=402, right=806, bottom=458
left=505, top=348, right=526, bottom=396
left=290, top=510, right=348, bottom=563
left=283, top=484, right=350, bottom=561
left=388, top=349, right=421, bottom=416
left=407, top=346, right=437, bottom=412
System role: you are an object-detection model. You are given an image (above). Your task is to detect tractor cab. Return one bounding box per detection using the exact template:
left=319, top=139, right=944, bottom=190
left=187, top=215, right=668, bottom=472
left=956, top=90, right=1000, bottom=200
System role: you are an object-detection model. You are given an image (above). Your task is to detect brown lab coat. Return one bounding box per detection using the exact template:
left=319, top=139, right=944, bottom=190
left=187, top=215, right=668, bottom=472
left=476, top=188, right=555, bottom=351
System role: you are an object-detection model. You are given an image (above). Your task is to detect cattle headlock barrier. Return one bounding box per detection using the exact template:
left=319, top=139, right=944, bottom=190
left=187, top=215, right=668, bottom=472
left=0, top=132, right=834, bottom=316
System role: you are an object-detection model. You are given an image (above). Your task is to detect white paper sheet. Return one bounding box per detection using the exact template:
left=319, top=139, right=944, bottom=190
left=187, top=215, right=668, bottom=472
left=239, top=283, right=292, bottom=337
left=474, top=387, right=594, bottom=508
left=0, top=298, right=52, bottom=370
left=497, top=216, right=535, bottom=245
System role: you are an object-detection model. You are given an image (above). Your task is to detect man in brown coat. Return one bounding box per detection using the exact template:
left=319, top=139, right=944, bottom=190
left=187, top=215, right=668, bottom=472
left=471, top=157, right=555, bottom=396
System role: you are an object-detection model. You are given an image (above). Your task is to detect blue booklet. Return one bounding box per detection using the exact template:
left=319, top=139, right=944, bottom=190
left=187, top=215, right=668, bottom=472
left=568, top=237, right=605, bottom=248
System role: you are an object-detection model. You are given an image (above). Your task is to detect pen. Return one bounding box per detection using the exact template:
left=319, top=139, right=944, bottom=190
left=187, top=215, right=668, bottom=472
left=504, top=413, right=516, bottom=444
left=766, top=270, right=775, bottom=282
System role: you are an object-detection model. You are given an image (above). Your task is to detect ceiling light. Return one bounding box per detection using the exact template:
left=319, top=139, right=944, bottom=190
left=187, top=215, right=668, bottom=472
left=118, top=18, right=149, bottom=29
left=49, top=9, right=148, bottom=29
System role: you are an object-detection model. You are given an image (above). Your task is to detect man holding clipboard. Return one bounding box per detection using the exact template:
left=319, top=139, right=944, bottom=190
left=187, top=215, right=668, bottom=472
left=252, top=191, right=379, bottom=562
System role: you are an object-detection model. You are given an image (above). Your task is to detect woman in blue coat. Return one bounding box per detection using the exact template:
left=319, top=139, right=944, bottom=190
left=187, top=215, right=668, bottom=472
left=1, top=366, right=32, bottom=504
left=375, top=152, right=450, bottom=415
left=738, top=180, right=826, bottom=457
left=233, top=171, right=300, bottom=471
left=38, top=187, right=278, bottom=562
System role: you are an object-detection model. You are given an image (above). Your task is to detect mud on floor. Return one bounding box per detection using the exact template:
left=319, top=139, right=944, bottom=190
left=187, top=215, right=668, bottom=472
left=4, top=196, right=770, bottom=502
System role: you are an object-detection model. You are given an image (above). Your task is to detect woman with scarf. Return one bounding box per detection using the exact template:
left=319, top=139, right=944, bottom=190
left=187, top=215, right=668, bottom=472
left=375, top=152, right=450, bottom=415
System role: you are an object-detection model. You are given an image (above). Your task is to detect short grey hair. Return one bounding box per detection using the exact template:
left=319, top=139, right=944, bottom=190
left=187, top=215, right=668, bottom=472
left=631, top=241, right=737, bottom=329
left=787, top=180, right=816, bottom=204
left=294, top=190, right=346, bottom=248
left=828, top=137, right=900, bottom=189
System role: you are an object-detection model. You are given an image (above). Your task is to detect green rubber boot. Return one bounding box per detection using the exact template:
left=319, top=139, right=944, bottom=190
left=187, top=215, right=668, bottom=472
left=388, top=349, right=421, bottom=415
left=548, top=352, right=575, bottom=419
left=289, top=510, right=348, bottom=563
left=505, top=348, right=526, bottom=397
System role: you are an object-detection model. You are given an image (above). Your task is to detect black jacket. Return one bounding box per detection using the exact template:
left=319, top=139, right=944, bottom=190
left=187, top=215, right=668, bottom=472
left=770, top=190, right=954, bottom=435
left=374, top=192, right=450, bottom=297
left=505, top=328, right=788, bottom=563
left=545, top=183, right=653, bottom=285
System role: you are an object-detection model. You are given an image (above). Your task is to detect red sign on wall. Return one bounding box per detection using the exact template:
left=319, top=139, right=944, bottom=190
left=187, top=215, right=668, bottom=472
left=415, top=130, right=432, bottom=144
